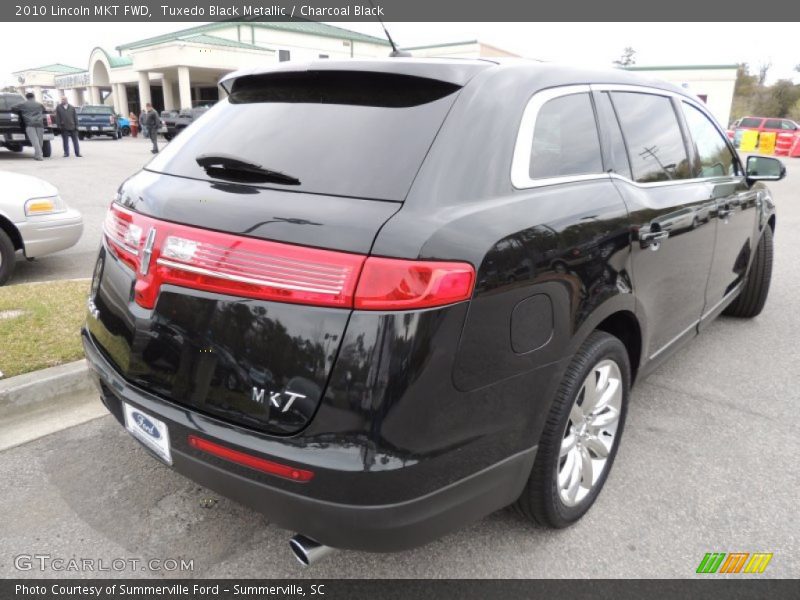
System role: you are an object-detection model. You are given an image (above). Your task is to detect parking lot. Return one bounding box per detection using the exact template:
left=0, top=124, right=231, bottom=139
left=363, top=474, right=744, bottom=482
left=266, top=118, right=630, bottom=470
left=0, top=141, right=798, bottom=578
left=1, top=136, right=161, bottom=284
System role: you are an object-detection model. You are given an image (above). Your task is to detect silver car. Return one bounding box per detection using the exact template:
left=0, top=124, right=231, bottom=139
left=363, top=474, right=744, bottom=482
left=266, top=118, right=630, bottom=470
left=0, top=171, right=83, bottom=285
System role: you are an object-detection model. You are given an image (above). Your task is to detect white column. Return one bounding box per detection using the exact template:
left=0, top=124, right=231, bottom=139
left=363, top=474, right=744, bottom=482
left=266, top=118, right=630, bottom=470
left=116, top=84, right=129, bottom=115
left=88, top=86, right=101, bottom=105
left=32, top=86, right=43, bottom=102
left=56, top=88, right=65, bottom=99
left=162, top=76, right=176, bottom=111
left=178, top=66, right=192, bottom=109
left=137, top=71, right=151, bottom=108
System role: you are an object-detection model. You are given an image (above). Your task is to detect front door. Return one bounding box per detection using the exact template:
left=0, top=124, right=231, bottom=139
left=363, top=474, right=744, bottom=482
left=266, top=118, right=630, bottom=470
left=679, top=101, right=759, bottom=320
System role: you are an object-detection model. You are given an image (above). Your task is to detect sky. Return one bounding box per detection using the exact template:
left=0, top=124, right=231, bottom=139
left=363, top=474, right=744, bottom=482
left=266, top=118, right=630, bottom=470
left=1, top=21, right=798, bottom=87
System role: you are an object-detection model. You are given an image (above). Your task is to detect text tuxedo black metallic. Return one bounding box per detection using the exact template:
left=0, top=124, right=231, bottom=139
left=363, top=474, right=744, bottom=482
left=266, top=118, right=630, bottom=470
left=82, top=58, right=781, bottom=560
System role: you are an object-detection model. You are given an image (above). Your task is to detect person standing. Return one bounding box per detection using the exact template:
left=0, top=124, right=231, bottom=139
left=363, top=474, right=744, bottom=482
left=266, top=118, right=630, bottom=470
left=129, top=111, right=138, bottom=137
left=11, top=93, right=46, bottom=161
left=139, top=109, right=148, bottom=139
left=55, top=96, right=81, bottom=158
left=142, top=103, right=161, bottom=154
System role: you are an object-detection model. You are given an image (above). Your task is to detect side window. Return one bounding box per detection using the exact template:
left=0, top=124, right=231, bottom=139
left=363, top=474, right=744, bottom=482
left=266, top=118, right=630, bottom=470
left=739, top=117, right=762, bottom=128
left=530, top=93, right=603, bottom=179
left=682, top=102, right=737, bottom=178
left=781, top=120, right=797, bottom=131
left=611, top=92, right=692, bottom=183
left=593, top=92, right=632, bottom=180
left=764, top=119, right=782, bottom=129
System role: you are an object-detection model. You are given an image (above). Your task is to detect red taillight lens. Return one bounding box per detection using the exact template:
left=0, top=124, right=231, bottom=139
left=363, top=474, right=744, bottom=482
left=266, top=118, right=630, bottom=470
left=188, top=435, right=314, bottom=482
left=110, top=115, right=116, bottom=125
left=102, top=203, right=474, bottom=311
left=354, top=257, right=475, bottom=310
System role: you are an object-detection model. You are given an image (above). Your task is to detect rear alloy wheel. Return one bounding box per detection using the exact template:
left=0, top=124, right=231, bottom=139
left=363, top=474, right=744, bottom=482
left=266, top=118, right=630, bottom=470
left=723, top=226, right=773, bottom=318
left=515, top=331, right=630, bottom=528
left=0, top=229, right=16, bottom=286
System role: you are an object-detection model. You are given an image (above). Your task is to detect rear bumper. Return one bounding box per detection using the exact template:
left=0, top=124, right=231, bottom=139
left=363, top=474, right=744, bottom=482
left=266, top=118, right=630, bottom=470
left=82, top=329, right=537, bottom=552
left=17, top=208, right=83, bottom=258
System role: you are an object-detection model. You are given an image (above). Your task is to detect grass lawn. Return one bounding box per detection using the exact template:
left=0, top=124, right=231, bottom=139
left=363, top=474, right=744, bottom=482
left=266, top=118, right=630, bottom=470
left=0, top=280, right=89, bottom=379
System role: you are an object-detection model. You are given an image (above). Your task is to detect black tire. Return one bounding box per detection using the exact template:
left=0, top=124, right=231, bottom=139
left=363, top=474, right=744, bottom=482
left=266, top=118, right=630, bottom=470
left=515, top=331, right=630, bottom=528
left=0, top=228, right=16, bottom=286
left=163, top=133, right=173, bottom=142
left=723, top=226, right=773, bottom=318
left=79, top=132, right=85, bottom=140
left=42, top=140, right=52, bottom=158
left=7, top=144, right=23, bottom=152
left=121, top=126, right=130, bottom=136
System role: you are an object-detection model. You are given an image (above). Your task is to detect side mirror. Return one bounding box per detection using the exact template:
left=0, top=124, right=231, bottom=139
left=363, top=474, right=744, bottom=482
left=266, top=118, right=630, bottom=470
left=746, top=155, right=786, bottom=182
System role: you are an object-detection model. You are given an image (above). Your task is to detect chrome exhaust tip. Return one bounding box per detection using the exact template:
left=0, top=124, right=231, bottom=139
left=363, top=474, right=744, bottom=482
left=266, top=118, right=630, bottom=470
left=290, top=534, right=334, bottom=567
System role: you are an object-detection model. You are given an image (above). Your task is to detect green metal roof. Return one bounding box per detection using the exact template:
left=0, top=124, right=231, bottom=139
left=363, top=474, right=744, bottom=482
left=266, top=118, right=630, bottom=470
left=12, top=63, right=85, bottom=74
left=625, top=64, right=738, bottom=72
left=116, top=21, right=389, bottom=51
left=107, top=55, right=133, bottom=68
left=403, top=40, right=478, bottom=51
left=181, top=34, right=273, bottom=51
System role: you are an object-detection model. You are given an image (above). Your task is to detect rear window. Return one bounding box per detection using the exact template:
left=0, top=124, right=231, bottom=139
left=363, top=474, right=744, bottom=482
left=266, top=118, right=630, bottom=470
left=611, top=92, right=692, bottom=183
left=80, top=106, right=114, bottom=114
left=146, top=71, right=462, bottom=201
left=739, top=117, right=762, bottom=128
left=0, top=94, right=25, bottom=109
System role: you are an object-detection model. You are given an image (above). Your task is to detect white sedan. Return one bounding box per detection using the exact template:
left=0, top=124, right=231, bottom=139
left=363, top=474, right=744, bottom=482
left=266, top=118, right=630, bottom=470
left=0, top=171, right=83, bottom=285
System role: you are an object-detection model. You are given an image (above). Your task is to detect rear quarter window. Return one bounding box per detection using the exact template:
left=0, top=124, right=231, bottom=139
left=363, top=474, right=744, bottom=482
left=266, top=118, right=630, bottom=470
left=146, top=71, right=462, bottom=201
left=529, top=93, right=603, bottom=179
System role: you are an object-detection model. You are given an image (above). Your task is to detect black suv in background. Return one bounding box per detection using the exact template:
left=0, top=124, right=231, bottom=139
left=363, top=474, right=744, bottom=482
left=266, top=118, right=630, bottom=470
left=160, top=106, right=212, bottom=141
left=82, top=60, right=782, bottom=565
left=0, top=92, right=55, bottom=156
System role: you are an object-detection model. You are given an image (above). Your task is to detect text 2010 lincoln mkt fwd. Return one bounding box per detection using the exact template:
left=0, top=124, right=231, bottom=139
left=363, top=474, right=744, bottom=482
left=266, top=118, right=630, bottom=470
left=82, top=59, right=783, bottom=566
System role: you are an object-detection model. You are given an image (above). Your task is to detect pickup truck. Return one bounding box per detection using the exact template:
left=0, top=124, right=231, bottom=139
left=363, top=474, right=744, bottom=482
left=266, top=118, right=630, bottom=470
left=76, top=105, right=120, bottom=140
left=160, top=106, right=211, bottom=141
left=0, top=92, right=55, bottom=157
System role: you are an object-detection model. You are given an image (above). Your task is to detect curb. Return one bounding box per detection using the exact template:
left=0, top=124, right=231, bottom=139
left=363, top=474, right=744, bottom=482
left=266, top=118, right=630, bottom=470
left=0, top=360, right=93, bottom=412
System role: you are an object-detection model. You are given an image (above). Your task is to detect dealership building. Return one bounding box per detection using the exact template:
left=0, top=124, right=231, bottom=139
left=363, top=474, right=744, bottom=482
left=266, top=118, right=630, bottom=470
left=9, top=23, right=736, bottom=125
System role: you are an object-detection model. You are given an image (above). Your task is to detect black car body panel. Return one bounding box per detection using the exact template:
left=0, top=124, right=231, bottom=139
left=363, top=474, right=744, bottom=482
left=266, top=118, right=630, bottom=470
left=83, top=59, right=778, bottom=552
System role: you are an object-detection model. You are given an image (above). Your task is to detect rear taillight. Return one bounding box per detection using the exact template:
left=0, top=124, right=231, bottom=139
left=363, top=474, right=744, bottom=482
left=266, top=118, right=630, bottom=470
left=110, top=115, right=116, bottom=125
left=354, top=257, right=475, bottom=310
left=46, top=114, right=53, bottom=127
left=103, top=203, right=474, bottom=311
left=188, top=435, right=314, bottom=482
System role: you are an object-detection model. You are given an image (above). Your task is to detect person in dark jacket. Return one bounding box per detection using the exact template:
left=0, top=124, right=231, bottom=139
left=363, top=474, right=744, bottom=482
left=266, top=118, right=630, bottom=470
left=142, top=103, right=160, bottom=154
left=11, top=93, right=46, bottom=160
left=55, top=96, right=81, bottom=158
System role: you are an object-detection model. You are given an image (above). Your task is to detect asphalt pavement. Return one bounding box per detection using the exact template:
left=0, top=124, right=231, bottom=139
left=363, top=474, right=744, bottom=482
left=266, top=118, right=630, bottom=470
left=0, top=141, right=798, bottom=578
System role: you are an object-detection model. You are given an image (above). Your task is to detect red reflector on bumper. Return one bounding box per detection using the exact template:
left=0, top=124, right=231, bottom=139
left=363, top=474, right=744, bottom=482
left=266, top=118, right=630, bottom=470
left=188, top=435, right=314, bottom=482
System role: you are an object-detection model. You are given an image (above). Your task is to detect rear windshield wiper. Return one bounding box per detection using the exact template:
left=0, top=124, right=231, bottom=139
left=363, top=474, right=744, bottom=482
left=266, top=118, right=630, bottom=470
left=195, top=154, right=301, bottom=185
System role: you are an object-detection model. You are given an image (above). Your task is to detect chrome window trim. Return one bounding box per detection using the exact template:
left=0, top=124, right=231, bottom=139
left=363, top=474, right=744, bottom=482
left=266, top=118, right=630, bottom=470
left=511, top=82, right=741, bottom=191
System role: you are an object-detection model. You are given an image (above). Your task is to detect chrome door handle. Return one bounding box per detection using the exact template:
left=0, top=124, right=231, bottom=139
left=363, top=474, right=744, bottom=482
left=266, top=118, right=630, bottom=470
left=639, top=230, right=669, bottom=250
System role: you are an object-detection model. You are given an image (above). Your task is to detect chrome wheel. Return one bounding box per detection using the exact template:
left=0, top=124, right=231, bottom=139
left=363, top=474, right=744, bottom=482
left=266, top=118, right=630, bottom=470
left=557, top=359, right=622, bottom=507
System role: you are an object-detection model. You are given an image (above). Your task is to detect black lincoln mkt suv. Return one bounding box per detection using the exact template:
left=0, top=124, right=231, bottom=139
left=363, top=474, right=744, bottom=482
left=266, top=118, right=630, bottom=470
left=82, top=59, right=782, bottom=565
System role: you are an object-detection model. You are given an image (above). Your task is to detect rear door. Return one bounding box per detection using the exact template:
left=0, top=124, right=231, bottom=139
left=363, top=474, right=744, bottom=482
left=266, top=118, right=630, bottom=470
left=680, top=101, right=757, bottom=322
left=604, top=90, right=717, bottom=361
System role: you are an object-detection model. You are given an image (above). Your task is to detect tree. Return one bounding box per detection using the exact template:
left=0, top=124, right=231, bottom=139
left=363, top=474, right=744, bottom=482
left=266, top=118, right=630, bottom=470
left=757, top=61, right=771, bottom=85
left=613, top=47, right=637, bottom=67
